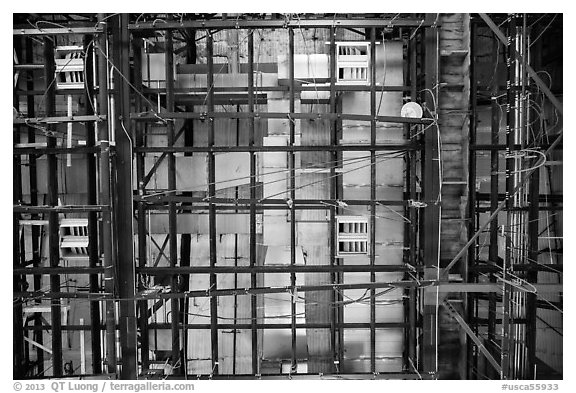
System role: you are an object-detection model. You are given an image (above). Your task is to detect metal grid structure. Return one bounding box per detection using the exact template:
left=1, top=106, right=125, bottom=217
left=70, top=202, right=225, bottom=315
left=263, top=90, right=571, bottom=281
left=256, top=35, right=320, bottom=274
left=12, top=13, right=562, bottom=380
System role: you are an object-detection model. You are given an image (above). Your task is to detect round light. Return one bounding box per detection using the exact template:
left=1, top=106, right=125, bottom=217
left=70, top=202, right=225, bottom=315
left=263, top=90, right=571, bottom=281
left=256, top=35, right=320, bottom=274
left=401, top=102, right=423, bottom=118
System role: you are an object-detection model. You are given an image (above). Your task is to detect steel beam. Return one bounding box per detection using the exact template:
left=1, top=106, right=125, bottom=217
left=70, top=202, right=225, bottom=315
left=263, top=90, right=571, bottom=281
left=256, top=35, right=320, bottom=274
left=14, top=115, right=106, bottom=124
left=136, top=265, right=415, bottom=274
left=43, top=36, right=64, bottom=378
left=24, top=322, right=408, bottom=331
left=248, top=28, right=259, bottom=375
left=328, top=27, right=338, bottom=371
left=206, top=30, right=219, bottom=376
left=134, top=144, right=419, bottom=153
left=164, top=25, right=182, bottom=376
left=369, top=27, right=377, bottom=373
left=109, top=13, right=139, bottom=379
left=17, top=281, right=563, bottom=301
left=129, top=17, right=433, bottom=30
left=132, top=111, right=432, bottom=125
left=14, top=267, right=105, bottom=275
left=144, top=84, right=411, bottom=93
left=96, top=14, right=117, bottom=375
left=132, top=32, right=150, bottom=372
left=23, top=35, right=46, bottom=376
left=288, top=27, right=297, bottom=374
left=442, top=130, right=562, bottom=274
left=478, top=13, right=563, bottom=115
left=443, top=300, right=502, bottom=375
left=421, top=25, right=440, bottom=376
left=13, top=36, right=25, bottom=379
left=13, top=26, right=104, bottom=36
left=466, top=20, right=479, bottom=379
left=13, top=146, right=102, bottom=156
left=83, top=34, right=103, bottom=375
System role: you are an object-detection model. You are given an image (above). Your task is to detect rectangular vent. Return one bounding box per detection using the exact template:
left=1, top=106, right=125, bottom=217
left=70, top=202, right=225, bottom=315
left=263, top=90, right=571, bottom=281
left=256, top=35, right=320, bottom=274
left=55, top=46, right=85, bottom=90
left=60, top=218, right=89, bottom=259
left=336, top=215, right=369, bottom=256
left=336, top=42, right=370, bottom=84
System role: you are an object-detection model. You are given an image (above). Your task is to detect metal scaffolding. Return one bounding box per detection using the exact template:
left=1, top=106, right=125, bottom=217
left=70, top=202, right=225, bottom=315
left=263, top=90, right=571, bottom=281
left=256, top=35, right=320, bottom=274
left=12, top=13, right=562, bottom=380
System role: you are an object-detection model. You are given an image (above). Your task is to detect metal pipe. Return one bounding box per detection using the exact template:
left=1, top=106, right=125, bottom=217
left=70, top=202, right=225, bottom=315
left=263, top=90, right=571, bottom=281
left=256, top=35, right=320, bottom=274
left=408, top=25, right=418, bottom=371
left=132, top=33, right=150, bottom=372
left=328, top=26, right=338, bottom=373
left=467, top=20, right=479, bottom=379
left=96, top=13, right=117, bottom=375
left=422, top=24, right=440, bottom=375
left=165, top=25, right=181, bottom=376
left=43, top=35, right=63, bottom=378
left=369, top=27, right=377, bottom=374
left=288, top=27, right=297, bottom=374
left=24, top=35, right=45, bottom=376
left=248, top=28, right=258, bottom=375
left=83, top=33, right=103, bottom=375
left=13, top=35, right=25, bottom=379
left=134, top=144, right=421, bottom=153
left=487, top=32, right=501, bottom=376
left=128, top=17, right=435, bottom=30
left=113, top=13, right=138, bottom=379
left=206, top=30, right=219, bottom=376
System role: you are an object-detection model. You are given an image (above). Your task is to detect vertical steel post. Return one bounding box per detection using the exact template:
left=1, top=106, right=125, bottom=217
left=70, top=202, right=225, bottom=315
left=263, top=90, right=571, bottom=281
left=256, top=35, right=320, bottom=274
left=24, top=36, right=45, bottom=375
left=408, top=28, right=418, bottom=370
left=112, top=13, right=138, bottom=379
left=206, top=30, right=219, bottom=376
left=502, top=15, right=517, bottom=380
left=369, top=27, right=377, bottom=374
left=84, top=34, right=103, bottom=375
left=165, top=26, right=181, bottom=375
left=422, top=23, right=440, bottom=377
left=488, top=30, right=500, bottom=377
left=467, top=20, right=479, bottom=379
left=132, top=33, right=150, bottom=372
left=43, top=36, right=64, bottom=377
left=526, top=24, right=542, bottom=379
left=288, top=27, right=297, bottom=373
left=329, top=25, right=338, bottom=373
left=96, top=13, right=117, bottom=375
left=13, top=36, right=25, bottom=379
left=248, top=29, right=259, bottom=375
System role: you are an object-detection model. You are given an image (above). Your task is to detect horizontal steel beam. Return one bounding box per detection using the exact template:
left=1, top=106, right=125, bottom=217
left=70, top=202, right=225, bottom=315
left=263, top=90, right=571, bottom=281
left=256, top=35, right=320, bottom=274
left=13, top=146, right=102, bottom=155
left=14, top=89, right=86, bottom=96
left=14, top=115, right=106, bottom=124
left=471, top=264, right=563, bottom=273
left=24, top=322, right=409, bottom=331
left=16, top=280, right=429, bottom=300
left=166, top=372, right=430, bottom=380
left=129, top=17, right=432, bottom=30
left=13, top=64, right=45, bottom=71
left=20, top=282, right=561, bottom=301
left=148, top=322, right=408, bottom=329
left=175, top=93, right=268, bottom=106
left=140, top=204, right=404, bottom=212
left=132, top=111, right=433, bottom=125
left=14, top=205, right=109, bottom=213
left=137, top=265, right=415, bottom=274
left=14, top=267, right=105, bottom=275
left=144, top=84, right=411, bottom=93
left=476, top=192, right=562, bottom=204
left=135, top=144, right=419, bottom=153
left=137, top=196, right=411, bottom=206
left=433, top=283, right=563, bottom=293
left=13, top=26, right=104, bottom=36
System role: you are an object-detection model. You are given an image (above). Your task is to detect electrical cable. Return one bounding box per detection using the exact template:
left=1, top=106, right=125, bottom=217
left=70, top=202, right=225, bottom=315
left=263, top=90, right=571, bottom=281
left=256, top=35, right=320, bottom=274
left=530, top=14, right=558, bottom=47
